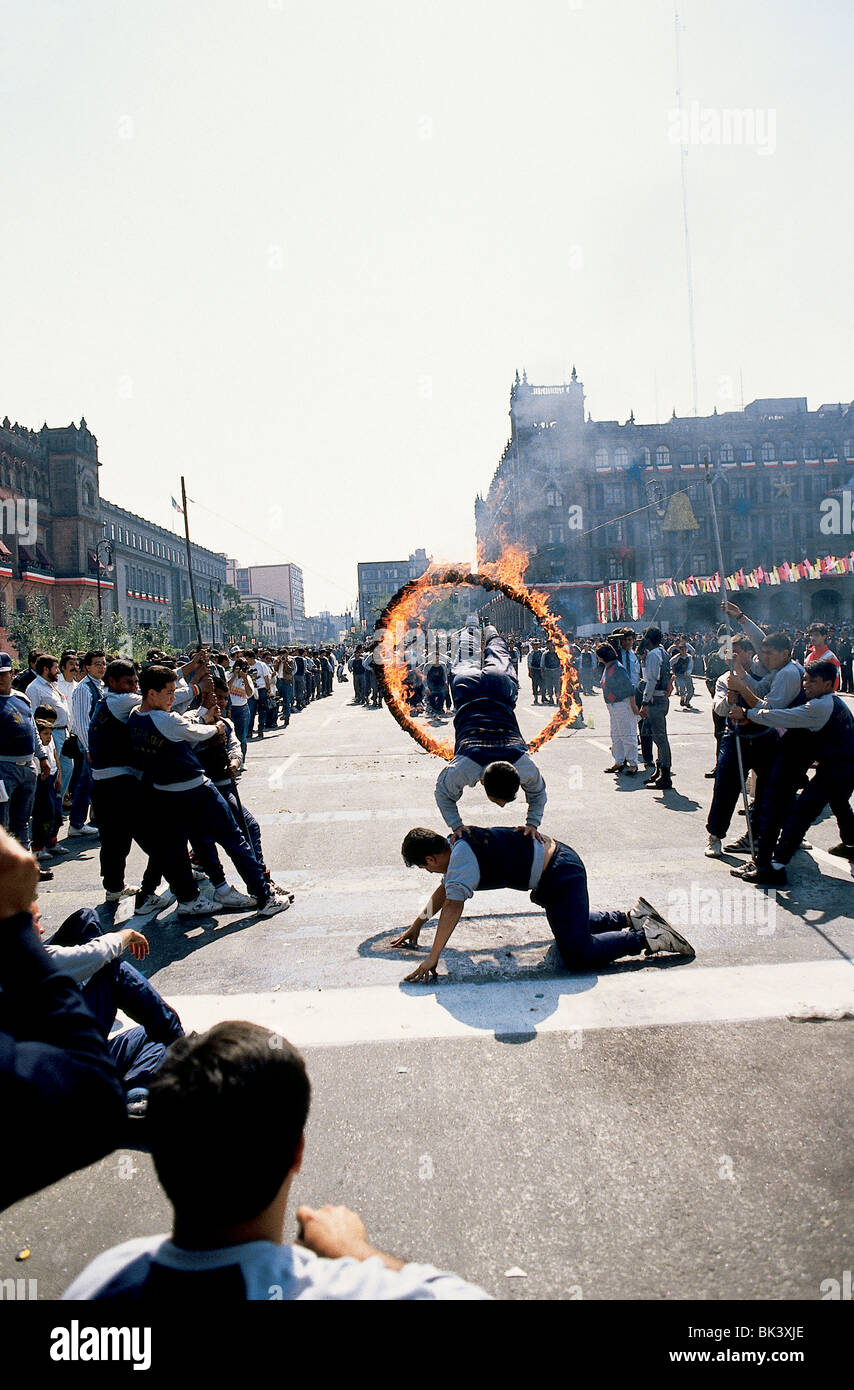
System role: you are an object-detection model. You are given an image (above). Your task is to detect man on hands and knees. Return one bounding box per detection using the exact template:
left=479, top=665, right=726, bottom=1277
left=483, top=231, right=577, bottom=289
left=63, top=1021, right=490, bottom=1300
left=393, top=826, right=694, bottom=982
left=434, top=626, right=547, bottom=840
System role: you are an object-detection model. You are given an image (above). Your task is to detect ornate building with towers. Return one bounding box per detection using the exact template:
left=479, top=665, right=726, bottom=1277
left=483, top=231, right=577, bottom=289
left=476, top=369, right=854, bottom=630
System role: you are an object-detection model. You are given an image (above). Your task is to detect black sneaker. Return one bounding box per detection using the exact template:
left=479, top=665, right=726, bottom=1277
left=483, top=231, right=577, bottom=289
left=732, top=862, right=787, bottom=886
left=828, top=843, right=854, bottom=859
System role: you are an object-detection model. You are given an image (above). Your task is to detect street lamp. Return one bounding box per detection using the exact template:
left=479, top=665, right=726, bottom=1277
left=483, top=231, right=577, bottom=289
left=93, top=539, right=114, bottom=622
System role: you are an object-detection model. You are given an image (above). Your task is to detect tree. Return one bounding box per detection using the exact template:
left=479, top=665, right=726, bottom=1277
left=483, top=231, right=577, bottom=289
left=220, top=587, right=253, bottom=643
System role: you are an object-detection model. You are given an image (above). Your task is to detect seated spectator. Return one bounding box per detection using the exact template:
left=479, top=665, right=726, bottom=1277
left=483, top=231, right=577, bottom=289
left=63, top=1021, right=491, bottom=1300
left=39, top=906, right=184, bottom=1113
left=0, top=827, right=126, bottom=1211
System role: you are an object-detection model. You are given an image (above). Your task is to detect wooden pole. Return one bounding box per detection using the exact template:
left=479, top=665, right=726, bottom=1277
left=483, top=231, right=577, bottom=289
left=181, top=476, right=203, bottom=649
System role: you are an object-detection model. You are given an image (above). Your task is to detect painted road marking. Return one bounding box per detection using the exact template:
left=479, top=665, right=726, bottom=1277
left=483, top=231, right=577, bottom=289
left=163, top=958, right=853, bottom=1047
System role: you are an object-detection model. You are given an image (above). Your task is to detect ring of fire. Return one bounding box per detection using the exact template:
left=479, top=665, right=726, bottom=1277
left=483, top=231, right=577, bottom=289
left=373, top=564, right=584, bottom=760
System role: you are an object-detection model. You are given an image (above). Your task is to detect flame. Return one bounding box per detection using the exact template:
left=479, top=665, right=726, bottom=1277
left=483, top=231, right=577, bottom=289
left=374, top=549, right=584, bottom=759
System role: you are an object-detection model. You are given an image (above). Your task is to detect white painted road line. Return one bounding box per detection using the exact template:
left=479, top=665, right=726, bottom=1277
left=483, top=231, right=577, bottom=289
left=165, top=958, right=854, bottom=1048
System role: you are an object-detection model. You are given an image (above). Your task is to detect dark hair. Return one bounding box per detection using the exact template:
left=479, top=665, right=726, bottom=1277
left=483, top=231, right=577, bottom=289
left=482, top=761, right=521, bottom=802
left=34, top=655, right=57, bottom=676
left=808, top=624, right=828, bottom=637
left=105, top=658, right=137, bottom=686
left=213, top=676, right=229, bottom=695
left=643, top=626, right=662, bottom=646
left=33, top=704, right=57, bottom=723
left=595, top=643, right=618, bottom=664
left=401, top=828, right=449, bottom=867
left=27, top=649, right=45, bottom=666
left=805, top=658, right=838, bottom=684
left=81, top=650, right=105, bottom=669
left=140, top=663, right=177, bottom=696
left=761, top=631, right=792, bottom=654
left=146, top=1022, right=310, bottom=1227
left=731, top=637, right=755, bottom=655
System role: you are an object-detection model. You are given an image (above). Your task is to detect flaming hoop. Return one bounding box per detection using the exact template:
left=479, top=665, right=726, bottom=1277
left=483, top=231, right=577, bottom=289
left=373, top=549, right=583, bottom=759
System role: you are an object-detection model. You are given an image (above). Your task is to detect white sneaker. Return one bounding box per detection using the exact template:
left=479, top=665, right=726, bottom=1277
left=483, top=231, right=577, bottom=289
left=68, top=825, right=99, bottom=837
left=192, top=867, right=209, bottom=881
left=104, top=884, right=142, bottom=903
left=257, top=891, right=292, bottom=917
left=134, top=890, right=175, bottom=915
left=213, top=884, right=257, bottom=910
left=642, top=917, right=695, bottom=958
left=177, top=891, right=215, bottom=918
left=705, top=835, right=722, bottom=858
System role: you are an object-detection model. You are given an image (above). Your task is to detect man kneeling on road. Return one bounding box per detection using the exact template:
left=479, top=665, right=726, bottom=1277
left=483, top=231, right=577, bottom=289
left=434, top=625, right=548, bottom=839
left=393, top=826, right=694, bottom=982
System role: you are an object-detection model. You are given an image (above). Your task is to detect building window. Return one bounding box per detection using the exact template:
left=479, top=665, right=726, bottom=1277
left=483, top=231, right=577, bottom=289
left=698, top=445, right=711, bottom=464
left=845, top=440, right=854, bottom=460
left=654, top=553, right=667, bottom=578
left=822, top=441, right=837, bottom=461
left=548, top=525, right=564, bottom=544
left=545, top=485, right=562, bottom=507
left=692, top=554, right=707, bottom=573
left=594, top=448, right=608, bottom=470
left=720, top=443, right=734, bottom=463
left=603, top=484, right=623, bottom=506
left=656, top=446, right=670, bottom=468
left=743, top=444, right=753, bottom=462
left=614, top=447, right=628, bottom=469
left=761, top=441, right=776, bottom=462
left=641, top=447, right=651, bottom=467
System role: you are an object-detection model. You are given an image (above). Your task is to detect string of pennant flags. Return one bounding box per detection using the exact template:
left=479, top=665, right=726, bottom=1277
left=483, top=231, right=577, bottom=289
left=596, top=551, right=854, bottom=621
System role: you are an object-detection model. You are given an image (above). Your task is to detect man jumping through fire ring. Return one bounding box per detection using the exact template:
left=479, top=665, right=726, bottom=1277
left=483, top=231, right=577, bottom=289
left=434, top=624, right=548, bottom=839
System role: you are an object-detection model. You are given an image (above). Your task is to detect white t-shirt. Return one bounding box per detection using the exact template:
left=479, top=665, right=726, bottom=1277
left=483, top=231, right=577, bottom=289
left=62, top=1236, right=492, bottom=1301
left=252, top=661, right=272, bottom=691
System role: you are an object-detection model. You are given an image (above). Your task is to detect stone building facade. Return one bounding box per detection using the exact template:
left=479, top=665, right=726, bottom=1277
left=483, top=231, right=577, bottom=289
left=476, top=370, right=854, bottom=630
left=100, top=500, right=227, bottom=647
left=0, top=416, right=108, bottom=638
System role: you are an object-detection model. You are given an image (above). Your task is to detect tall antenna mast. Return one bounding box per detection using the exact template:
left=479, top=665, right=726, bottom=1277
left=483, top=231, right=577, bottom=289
left=675, top=9, right=699, bottom=417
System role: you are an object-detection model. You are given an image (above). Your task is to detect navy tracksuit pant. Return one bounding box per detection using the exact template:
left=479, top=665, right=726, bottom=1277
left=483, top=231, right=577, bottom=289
left=50, top=909, right=183, bottom=1093
left=530, top=842, right=645, bottom=970
left=154, top=781, right=268, bottom=901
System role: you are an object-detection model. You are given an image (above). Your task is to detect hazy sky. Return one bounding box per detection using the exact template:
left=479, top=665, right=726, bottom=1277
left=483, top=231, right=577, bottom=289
left=2, top=0, right=852, bottom=613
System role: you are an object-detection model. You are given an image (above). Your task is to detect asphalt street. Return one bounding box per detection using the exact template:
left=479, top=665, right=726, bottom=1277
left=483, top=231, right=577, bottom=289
left=1, top=674, right=852, bottom=1301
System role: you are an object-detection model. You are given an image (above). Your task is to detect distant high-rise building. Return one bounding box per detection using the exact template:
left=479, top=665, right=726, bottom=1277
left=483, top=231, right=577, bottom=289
left=234, top=563, right=306, bottom=641
left=357, top=549, right=430, bottom=630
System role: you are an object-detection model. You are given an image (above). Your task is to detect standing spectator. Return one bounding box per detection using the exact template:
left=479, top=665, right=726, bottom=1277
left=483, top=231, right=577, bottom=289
left=274, top=649, right=294, bottom=726
left=293, top=649, right=308, bottom=710
left=541, top=643, right=561, bottom=705
left=598, top=643, right=640, bottom=775
left=228, top=652, right=254, bottom=758
left=579, top=642, right=596, bottom=696
left=836, top=631, right=853, bottom=694
left=804, top=623, right=841, bottom=691
left=348, top=647, right=364, bottom=705
left=638, top=627, right=673, bottom=791
left=527, top=642, right=543, bottom=704
left=30, top=706, right=64, bottom=861
left=27, top=655, right=71, bottom=796
left=11, top=649, right=45, bottom=694
left=68, top=650, right=107, bottom=837
left=55, top=652, right=81, bottom=810
left=0, top=652, right=48, bottom=851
